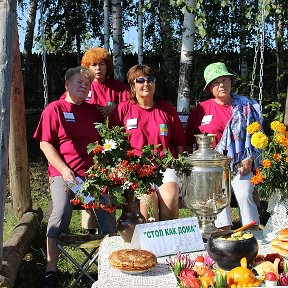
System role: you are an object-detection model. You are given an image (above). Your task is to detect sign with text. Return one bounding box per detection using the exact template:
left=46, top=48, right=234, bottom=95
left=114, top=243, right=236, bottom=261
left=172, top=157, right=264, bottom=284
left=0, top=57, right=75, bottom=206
left=131, top=217, right=205, bottom=257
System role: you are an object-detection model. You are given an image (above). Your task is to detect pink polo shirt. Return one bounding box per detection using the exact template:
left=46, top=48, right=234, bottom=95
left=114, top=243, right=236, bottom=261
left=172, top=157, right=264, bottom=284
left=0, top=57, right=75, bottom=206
left=60, top=78, right=130, bottom=107
left=185, top=99, right=232, bottom=148
left=33, top=99, right=104, bottom=177
left=109, top=100, right=185, bottom=158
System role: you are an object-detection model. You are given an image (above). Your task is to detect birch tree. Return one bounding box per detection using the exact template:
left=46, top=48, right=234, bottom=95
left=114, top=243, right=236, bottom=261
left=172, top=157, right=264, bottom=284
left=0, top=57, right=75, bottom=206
left=22, top=0, right=38, bottom=100
left=137, top=0, right=144, bottom=64
left=0, top=0, right=17, bottom=269
left=177, top=0, right=196, bottom=112
left=111, top=0, right=124, bottom=81
left=103, top=0, right=110, bottom=51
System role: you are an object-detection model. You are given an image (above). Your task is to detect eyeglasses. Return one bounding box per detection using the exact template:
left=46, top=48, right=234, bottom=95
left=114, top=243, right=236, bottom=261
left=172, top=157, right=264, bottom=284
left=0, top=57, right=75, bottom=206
left=135, top=76, right=156, bottom=84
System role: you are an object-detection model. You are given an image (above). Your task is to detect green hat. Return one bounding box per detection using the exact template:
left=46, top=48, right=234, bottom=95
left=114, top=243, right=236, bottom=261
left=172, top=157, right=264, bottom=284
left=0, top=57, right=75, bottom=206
left=203, top=62, right=235, bottom=91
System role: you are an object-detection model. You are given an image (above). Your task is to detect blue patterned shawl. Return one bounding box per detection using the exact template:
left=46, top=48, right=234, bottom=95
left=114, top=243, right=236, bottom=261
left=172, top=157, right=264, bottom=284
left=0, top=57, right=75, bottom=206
left=215, top=93, right=262, bottom=170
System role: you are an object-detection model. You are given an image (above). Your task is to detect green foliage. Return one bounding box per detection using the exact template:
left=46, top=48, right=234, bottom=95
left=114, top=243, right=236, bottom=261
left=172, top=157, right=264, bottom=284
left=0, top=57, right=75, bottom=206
left=75, top=121, right=186, bottom=209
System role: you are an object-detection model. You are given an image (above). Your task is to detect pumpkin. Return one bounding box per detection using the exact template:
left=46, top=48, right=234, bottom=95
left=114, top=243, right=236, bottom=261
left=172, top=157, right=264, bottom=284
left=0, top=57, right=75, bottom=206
left=226, top=258, right=262, bottom=288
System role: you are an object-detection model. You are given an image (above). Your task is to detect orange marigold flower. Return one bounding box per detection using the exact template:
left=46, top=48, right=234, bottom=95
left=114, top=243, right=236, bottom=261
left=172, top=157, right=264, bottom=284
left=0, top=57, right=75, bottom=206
left=251, top=173, right=265, bottom=185
left=262, top=159, right=272, bottom=168
left=273, top=153, right=281, bottom=162
left=286, top=157, right=288, bottom=163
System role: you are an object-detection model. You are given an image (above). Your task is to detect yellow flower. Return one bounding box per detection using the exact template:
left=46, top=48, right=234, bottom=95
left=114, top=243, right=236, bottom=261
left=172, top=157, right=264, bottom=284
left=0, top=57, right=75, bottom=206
left=247, top=122, right=261, bottom=134
left=271, top=121, right=286, bottom=133
left=275, top=134, right=286, bottom=145
left=251, top=132, right=268, bottom=149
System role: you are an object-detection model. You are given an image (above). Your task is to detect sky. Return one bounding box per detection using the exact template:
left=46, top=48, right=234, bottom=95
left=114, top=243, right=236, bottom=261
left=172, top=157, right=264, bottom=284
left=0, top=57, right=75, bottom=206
left=17, top=4, right=138, bottom=53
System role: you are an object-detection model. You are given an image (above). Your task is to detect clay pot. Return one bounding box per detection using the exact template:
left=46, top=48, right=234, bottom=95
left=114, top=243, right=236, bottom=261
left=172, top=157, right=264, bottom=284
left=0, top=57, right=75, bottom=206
left=206, top=230, right=259, bottom=270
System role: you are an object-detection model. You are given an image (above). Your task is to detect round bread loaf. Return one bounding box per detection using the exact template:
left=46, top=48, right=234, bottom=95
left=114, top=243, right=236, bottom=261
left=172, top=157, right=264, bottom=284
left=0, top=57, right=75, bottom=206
left=271, top=238, right=288, bottom=256
left=108, top=249, right=157, bottom=271
left=277, top=228, right=288, bottom=241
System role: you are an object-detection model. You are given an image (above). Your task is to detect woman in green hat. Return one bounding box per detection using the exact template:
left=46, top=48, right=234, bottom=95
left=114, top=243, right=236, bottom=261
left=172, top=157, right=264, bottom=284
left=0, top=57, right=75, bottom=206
left=185, top=62, right=262, bottom=230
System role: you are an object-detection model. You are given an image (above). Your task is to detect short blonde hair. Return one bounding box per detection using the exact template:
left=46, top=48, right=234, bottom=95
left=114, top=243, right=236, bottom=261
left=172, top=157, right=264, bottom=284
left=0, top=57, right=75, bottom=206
left=65, top=66, right=94, bottom=84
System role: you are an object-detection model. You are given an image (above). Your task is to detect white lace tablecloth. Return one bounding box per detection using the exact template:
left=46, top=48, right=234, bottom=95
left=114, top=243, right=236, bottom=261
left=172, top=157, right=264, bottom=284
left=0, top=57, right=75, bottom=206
left=91, top=232, right=273, bottom=288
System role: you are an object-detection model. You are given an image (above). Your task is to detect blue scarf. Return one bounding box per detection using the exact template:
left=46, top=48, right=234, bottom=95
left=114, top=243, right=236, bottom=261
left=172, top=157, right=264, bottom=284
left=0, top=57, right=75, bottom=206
left=215, top=93, right=262, bottom=170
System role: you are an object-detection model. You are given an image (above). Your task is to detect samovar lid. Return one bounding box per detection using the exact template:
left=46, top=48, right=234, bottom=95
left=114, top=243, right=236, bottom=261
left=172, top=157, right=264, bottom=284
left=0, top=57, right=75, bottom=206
left=186, top=133, right=231, bottom=163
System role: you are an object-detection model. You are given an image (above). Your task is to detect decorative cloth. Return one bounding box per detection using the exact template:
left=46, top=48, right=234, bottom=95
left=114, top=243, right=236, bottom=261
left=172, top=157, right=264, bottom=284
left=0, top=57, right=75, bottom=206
left=215, top=93, right=262, bottom=170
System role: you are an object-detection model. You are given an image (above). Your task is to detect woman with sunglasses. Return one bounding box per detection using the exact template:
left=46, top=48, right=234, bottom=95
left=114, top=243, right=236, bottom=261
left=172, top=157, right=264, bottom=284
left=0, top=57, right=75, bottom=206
left=109, top=64, right=185, bottom=221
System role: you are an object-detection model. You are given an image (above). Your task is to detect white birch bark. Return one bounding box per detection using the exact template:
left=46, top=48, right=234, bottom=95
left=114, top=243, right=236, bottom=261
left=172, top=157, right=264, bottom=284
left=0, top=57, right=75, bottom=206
left=0, top=0, right=17, bottom=269
left=111, top=0, right=124, bottom=81
left=137, top=0, right=144, bottom=64
left=103, top=0, right=110, bottom=51
left=177, top=0, right=196, bottom=113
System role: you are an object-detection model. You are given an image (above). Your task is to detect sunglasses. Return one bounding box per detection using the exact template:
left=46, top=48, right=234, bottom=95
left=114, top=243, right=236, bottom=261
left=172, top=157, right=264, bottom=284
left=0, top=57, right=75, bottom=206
left=135, top=76, right=156, bottom=84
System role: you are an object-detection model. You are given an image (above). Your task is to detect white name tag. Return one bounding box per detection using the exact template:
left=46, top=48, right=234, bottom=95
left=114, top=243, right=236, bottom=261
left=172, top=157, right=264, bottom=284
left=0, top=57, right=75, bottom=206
left=131, top=217, right=205, bottom=257
left=201, top=114, right=213, bottom=125
left=127, top=118, right=137, bottom=130
left=63, top=112, right=75, bottom=122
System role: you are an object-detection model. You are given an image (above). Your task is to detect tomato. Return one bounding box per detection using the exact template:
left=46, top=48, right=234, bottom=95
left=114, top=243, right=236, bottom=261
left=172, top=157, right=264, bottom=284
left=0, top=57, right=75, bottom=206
left=204, top=269, right=215, bottom=277
left=195, top=256, right=205, bottom=262
left=265, top=272, right=277, bottom=281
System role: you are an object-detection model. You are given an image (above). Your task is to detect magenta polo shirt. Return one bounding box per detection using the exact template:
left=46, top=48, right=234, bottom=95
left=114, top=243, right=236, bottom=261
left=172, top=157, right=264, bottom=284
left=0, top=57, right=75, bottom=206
left=60, top=78, right=130, bottom=107
left=109, top=100, right=185, bottom=158
left=33, top=99, right=104, bottom=177
left=185, top=99, right=232, bottom=148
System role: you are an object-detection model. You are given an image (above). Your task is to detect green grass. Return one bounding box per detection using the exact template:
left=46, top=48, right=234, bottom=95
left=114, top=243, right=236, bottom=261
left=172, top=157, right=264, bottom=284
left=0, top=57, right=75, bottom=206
left=5, top=162, right=268, bottom=288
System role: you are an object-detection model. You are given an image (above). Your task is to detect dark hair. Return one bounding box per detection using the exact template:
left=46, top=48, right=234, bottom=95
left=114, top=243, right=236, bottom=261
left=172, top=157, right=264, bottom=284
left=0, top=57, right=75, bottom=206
left=65, top=66, right=94, bottom=84
left=127, top=64, right=157, bottom=100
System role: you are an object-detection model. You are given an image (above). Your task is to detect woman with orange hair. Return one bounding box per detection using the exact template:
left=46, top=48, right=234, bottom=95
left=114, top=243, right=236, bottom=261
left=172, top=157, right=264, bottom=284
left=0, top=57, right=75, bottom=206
left=61, top=47, right=130, bottom=118
left=80, top=47, right=130, bottom=233
left=80, top=47, right=130, bottom=118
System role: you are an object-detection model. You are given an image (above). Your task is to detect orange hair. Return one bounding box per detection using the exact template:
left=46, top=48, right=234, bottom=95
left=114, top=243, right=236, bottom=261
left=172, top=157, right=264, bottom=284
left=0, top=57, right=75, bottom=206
left=81, top=47, right=114, bottom=75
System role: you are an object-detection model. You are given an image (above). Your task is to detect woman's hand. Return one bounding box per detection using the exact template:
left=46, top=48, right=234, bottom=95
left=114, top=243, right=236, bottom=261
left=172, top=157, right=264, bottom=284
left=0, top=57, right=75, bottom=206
left=99, top=104, right=116, bottom=118
left=240, top=157, right=253, bottom=176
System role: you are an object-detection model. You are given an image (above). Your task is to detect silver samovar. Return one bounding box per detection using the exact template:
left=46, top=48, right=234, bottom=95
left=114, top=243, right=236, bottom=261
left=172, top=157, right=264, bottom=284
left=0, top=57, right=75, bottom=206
left=182, top=134, right=232, bottom=239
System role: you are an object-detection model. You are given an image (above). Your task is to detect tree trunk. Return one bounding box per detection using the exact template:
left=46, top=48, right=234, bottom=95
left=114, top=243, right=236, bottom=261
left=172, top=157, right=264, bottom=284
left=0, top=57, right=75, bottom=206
left=159, top=0, right=173, bottom=101
left=0, top=0, right=17, bottom=270
left=239, top=0, right=248, bottom=77
left=103, top=0, right=110, bottom=51
left=275, top=2, right=284, bottom=96
left=22, top=0, right=38, bottom=107
left=177, top=0, right=195, bottom=113
left=137, top=0, right=144, bottom=64
left=0, top=211, right=41, bottom=288
left=9, top=15, right=31, bottom=218
left=111, top=0, right=124, bottom=81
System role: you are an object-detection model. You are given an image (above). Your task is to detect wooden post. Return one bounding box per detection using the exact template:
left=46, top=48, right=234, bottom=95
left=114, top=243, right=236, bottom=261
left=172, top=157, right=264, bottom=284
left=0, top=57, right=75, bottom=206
left=9, top=9, right=31, bottom=217
left=0, top=0, right=17, bottom=269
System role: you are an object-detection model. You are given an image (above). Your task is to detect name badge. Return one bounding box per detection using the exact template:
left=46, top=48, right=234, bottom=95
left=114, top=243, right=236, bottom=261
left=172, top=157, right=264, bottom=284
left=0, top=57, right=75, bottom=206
left=201, top=115, right=213, bottom=125
left=63, top=112, right=75, bottom=122
left=131, top=217, right=205, bottom=257
left=160, top=124, right=168, bottom=136
left=85, top=91, right=92, bottom=101
left=127, top=118, right=137, bottom=130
